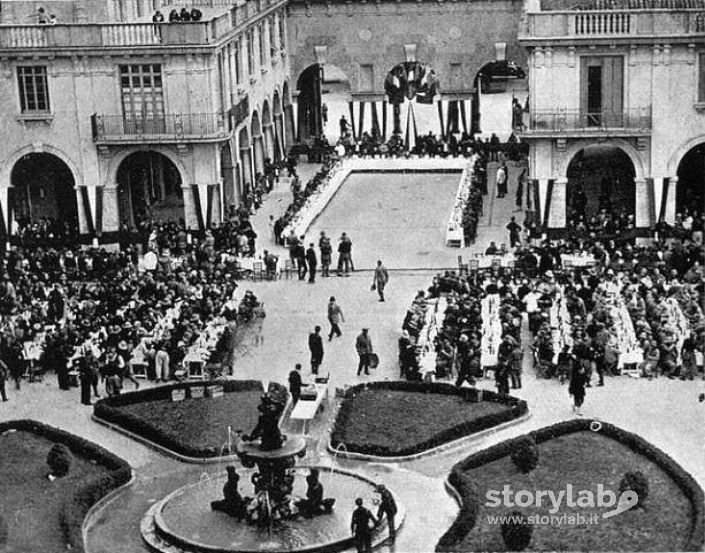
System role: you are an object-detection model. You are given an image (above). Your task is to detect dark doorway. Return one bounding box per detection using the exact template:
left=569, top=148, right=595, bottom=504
left=296, top=64, right=323, bottom=142
left=676, top=143, right=705, bottom=216
left=567, top=145, right=635, bottom=225
left=10, top=152, right=78, bottom=236
left=117, top=151, right=183, bottom=228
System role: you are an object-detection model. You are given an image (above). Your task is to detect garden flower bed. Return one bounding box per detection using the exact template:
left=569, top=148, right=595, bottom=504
left=330, top=381, right=527, bottom=457
left=94, top=380, right=287, bottom=458
left=0, top=420, right=131, bottom=553
left=437, top=419, right=704, bottom=552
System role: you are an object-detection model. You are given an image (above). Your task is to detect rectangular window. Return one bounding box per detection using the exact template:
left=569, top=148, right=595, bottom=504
left=699, top=53, right=705, bottom=103
left=258, top=23, right=266, bottom=68
left=17, top=66, right=50, bottom=113
left=119, top=64, right=164, bottom=132
left=234, top=42, right=241, bottom=87
left=247, top=31, right=255, bottom=76
left=278, top=12, right=286, bottom=51
left=269, top=17, right=277, bottom=59
left=580, top=56, right=623, bottom=126
left=359, top=64, right=374, bottom=92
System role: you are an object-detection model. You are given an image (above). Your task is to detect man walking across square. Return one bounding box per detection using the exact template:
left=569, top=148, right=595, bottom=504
left=355, top=328, right=373, bottom=376
left=371, top=260, right=389, bottom=302
left=327, top=297, right=345, bottom=341
left=288, top=363, right=303, bottom=405
left=308, top=326, right=324, bottom=375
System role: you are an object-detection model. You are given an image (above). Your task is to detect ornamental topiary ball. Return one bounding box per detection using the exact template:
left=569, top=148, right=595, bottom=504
left=47, top=443, right=73, bottom=478
left=510, top=436, right=539, bottom=473
left=619, top=471, right=649, bottom=509
left=500, top=511, right=533, bottom=551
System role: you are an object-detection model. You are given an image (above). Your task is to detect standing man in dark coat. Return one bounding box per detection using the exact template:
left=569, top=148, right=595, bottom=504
left=375, top=484, right=398, bottom=544
left=350, top=497, right=376, bottom=553
left=355, top=328, right=373, bottom=376
left=506, top=216, right=522, bottom=248
left=308, top=326, right=324, bottom=375
left=319, top=231, right=333, bottom=277
left=305, top=243, right=317, bottom=283
left=295, top=238, right=307, bottom=281
left=327, top=297, right=345, bottom=340
left=288, top=363, right=303, bottom=405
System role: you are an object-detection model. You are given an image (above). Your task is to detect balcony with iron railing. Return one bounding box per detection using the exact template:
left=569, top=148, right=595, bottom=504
left=91, top=112, right=229, bottom=144
left=521, top=108, right=652, bottom=137
left=0, top=0, right=284, bottom=50
left=520, top=9, right=705, bottom=41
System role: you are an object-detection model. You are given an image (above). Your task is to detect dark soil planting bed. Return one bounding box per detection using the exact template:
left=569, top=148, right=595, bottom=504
left=331, top=381, right=527, bottom=457
left=438, top=419, right=704, bottom=552
left=94, top=380, right=286, bottom=458
left=0, top=420, right=131, bottom=553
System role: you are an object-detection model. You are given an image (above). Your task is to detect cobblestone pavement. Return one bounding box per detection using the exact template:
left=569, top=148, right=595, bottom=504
left=2, top=160, right=703, bottom=553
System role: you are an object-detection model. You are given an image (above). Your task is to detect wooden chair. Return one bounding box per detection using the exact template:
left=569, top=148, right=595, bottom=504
left=459, top=263, right=469, bottom=276
left=492, top=258, right=502, bottom=271
left=283, top=259, right=294, bottom=279
left=252, top=261, right=264, bottom=281
left=468, top=259, right=479, bottom=272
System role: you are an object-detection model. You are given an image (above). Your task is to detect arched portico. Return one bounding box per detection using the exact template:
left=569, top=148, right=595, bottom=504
left=251, top=110, right=265, bottom=177
left=262, top=100, right=275, bottom=162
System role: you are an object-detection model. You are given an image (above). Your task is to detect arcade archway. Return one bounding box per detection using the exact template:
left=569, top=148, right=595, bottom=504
left=282, top=82, right=295, bottom=150
left=9, top=152, right=78, bottom=236
left=296, top=64, right=351, bottom=143
left=117, top=151, right=183, bottom=228
left=676, top=142, right=704, bottom=216
left=472, top=59, right=526, bottom=138
left=238, top=126, right=253, bottom=192
left=566, top=145, right=636, bottom=225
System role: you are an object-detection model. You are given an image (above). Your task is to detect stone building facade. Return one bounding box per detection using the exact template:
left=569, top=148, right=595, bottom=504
left=519, top=0, right=705, bottom=231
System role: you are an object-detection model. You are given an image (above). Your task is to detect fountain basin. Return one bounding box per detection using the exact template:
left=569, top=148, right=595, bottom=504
left=142, top=466, right=403, bottom=553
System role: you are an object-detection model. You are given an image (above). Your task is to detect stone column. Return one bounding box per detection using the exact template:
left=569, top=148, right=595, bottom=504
left=548, top=177, right=567, bottom=228
left=666, top=177, right=678, bottom=224
left=634, top=178, right=650, bottom=227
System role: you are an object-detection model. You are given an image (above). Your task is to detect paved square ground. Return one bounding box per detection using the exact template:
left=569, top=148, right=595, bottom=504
left=307, top=171, right=463, bottom=270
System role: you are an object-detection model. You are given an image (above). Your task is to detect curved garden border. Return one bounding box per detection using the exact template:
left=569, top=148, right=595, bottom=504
left=93, top=380, right=288, bottom=461
left=330, top=381, right=528, bottom=458
left=436, top=418, right=705, bottom=552
left=0, top=419, right=132, bottom=553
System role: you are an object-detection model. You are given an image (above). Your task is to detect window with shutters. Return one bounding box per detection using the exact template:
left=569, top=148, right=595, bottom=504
left=17, top=66, right=50, bottom=113
left=119, top=64, right=164, bottom=133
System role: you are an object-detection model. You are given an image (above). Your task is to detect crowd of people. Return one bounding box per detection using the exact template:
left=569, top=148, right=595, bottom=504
left=397, top=223, right=703, bottom=408
left=152, top=7, right=203, bottom=23
left=0, top=230, right=266, bottom=402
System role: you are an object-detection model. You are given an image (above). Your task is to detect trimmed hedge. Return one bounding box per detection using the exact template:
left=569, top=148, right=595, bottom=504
left=93, top=380, right=287, bottom=458
left=436, top=419, right=705, bottom=552
left=330, top=381, right=528, bottom=457
left=0, top=419, right=131, bottom=553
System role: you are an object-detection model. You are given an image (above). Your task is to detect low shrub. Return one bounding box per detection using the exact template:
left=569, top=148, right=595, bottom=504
left=619, top=471, right=649, bottom=510
left=510, top=436, right=539, bottom=473
left=500, top=511, right=533, bottom=551
left=436, top=419, right=705, bottom=552
left=0, top=420, right=131, bottom=553
left=47, top=443, right=74, bottom=478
